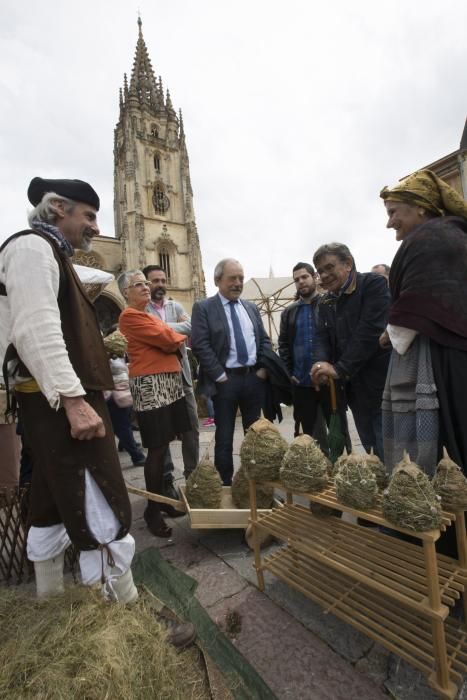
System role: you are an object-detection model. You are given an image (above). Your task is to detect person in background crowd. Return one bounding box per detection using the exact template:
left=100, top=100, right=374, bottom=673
left=0, top=176, right=137, bottom=602
left=103, top=329, right=146, bottom=467
left=192, top=258, right=272, bottom=485
left=371, top=263, right=390, bottom=281
left=118, top=270, right=190, bottom=538
left=379, top=169, right=467, bottom=477
left=279, top=262, right=328, bottom=449
left=142, top=265, right=199, bottom=515
left=311, top=243, right=391, bottom=459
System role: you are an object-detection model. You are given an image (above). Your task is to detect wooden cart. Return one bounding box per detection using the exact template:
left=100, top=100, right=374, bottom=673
left=248, top=478, right=467, bottom=700
left=126, top=482, right=275, bottom=546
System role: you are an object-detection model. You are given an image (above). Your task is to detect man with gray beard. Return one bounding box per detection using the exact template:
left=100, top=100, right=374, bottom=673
left=0, top=177, right=137, bottom=603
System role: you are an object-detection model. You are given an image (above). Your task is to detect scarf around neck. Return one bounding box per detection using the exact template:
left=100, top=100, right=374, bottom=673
left=31, top=219, right=74, bottom=257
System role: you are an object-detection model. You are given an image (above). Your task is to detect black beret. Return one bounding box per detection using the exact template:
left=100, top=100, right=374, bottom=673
left=27, top=177, right=100, bottom=211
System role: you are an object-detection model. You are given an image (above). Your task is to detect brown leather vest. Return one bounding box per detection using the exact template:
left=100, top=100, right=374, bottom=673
left=1, top=229, right=113, bottom=391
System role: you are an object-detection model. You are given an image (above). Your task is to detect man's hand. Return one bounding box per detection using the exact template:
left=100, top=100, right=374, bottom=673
left=290, top=375, right=300, bottom=385
left=62, top=396, right=106, bottom=440
left=379, top=330, right=392, bottom=349
left=256, top=368, right=268, bottom=380
left=310, top=361, right=338, bottom=390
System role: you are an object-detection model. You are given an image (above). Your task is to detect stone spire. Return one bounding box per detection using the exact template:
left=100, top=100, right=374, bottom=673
left=126, top=17, right=161, bottom=114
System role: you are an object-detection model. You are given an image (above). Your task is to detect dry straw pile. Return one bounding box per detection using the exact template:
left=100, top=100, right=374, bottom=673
left=335, top=450, right=378, bottom=510
left=432, top=447, right=467, bottom=511
left=383, top=451, right=442, bottom=531
left=103, top=330, right=128, bottom=358
left=231, top=464, right=274, bottom=509
left=185, top=456, right=223, bottom=508
left=280, top=435, right=329, bottom=493
left=241, top=418, right=288, bottom=481
left=0, top=587, right=208, bottom=700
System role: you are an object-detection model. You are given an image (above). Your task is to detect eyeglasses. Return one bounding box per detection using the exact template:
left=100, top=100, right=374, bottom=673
left=126, top=280, right=151, bottom=289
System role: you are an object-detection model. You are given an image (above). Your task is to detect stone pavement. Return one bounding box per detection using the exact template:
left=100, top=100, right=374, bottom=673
left=121, top=408, right=465, bottom=700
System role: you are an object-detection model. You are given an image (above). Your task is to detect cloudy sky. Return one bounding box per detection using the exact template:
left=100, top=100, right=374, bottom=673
left=1, top=0, right=466, bottom=294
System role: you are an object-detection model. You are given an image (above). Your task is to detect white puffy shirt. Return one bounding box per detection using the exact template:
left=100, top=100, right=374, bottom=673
left=0, top=234, right=85, bottom=409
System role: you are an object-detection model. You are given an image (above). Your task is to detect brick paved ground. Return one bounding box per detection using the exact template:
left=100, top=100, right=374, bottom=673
left=121, top=407, right=466, bottom=700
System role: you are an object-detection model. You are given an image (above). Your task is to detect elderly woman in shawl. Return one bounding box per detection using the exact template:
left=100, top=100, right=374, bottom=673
left=380, top=170, right=467, bottom=477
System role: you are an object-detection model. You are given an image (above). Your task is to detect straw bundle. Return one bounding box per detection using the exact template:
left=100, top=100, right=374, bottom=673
left=185, top=456, right=223, bottom=508
left=363, top=448, right=388, bottom=490
left=335, top=450, right=378, bottom=510
left=328, top=449, right=348, bottom=479
left=103, top=330, right=128, bottom=358
left=241, top=417, right=288, bottom=481
left=231, top=465, right=274, bottom=509
left=383, top=451, right=442, bottom=531
left=280, top=435, right=329, bottom=493
left=0, top=587, right=208, bottom=700
left=432, top=447, right=467, bottom=511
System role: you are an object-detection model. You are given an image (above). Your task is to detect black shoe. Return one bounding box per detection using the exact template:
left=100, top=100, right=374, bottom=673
left=160, top=480, right=185, bottom=518
left=144, top=506, right=173, bottom=537
left=131, top=450, right=146, bottom=466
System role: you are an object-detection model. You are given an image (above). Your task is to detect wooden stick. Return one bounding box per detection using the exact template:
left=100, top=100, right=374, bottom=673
left=125, top=483, right=187, bottom=512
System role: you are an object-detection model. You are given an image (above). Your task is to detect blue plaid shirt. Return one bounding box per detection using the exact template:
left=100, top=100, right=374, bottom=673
left=292, top=301, right=315, bottom=386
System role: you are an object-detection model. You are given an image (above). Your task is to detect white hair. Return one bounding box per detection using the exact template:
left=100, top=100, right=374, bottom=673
left=213, top=258, right=241, bottom=283
left=27, top=191, right=76, bottom=227
left=117, top=269, right=143, bottom=297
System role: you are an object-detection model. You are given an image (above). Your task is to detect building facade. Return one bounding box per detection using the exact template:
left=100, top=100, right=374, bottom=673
left=80, top=18, right=206, bottom=330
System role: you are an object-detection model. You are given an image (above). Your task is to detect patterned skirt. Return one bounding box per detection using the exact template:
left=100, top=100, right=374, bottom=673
left=130, top=372, right=190, bottom=448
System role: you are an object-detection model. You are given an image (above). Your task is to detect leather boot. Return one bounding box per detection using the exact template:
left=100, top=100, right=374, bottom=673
left=34, top=551, right=65, bottom=598
left=157, top=606, right=197, bottom=650
left=144, top=501, right=172, bottom=538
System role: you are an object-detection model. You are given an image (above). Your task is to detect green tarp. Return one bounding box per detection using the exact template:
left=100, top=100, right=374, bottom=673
left=133, top=548, right=276, bottom=700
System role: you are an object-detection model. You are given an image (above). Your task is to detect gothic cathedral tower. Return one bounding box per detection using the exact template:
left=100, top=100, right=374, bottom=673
left=113, top=18, right=206, bottom=307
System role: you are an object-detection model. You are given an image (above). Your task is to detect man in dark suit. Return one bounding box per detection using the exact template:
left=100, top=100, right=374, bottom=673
left=191, top=258, right=272, bottom=485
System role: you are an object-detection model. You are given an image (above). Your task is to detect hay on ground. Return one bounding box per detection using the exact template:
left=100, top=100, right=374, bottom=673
left=231, top=465, right=274, bottom=509
left=240, top=418, right=288, bottom=482
left=280, top=435, right=329, bottom=493
left=185, top=456, right=223, bottom=509
left=335, top=450, right=378, bottom=510
left=432, top=447, right=467, bottom=512
left=0, top=586, right=209, bottom=700
left=383, top=451, right=442, bottom=531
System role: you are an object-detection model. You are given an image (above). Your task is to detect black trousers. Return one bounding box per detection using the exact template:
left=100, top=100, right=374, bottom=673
left=212, top=372, right=265, bottom=485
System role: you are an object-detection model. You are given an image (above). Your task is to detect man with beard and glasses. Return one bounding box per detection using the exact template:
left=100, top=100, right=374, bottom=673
left=278, top=262, right=328, bottom=449
left=0, top=177, right=137, bottom=603
left=191, top=258, right=271, bottom=485
left=142, top=264, right=199, bottom=515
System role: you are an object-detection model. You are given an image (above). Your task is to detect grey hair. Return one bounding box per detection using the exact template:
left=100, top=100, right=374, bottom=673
left=27, top=191, right=76, bottom=227
left=213, top=258, right=241, bottom=283
left=117, top=269, right=143, bottom=297
left=313, top=242, right=355, bottom=269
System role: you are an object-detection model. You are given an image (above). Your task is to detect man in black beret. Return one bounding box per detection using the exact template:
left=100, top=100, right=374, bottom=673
left=0, top=177, right=137, bottom=602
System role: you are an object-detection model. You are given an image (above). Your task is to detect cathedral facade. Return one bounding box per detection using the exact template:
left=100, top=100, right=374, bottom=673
left=80, top=18, right=206, bottom=330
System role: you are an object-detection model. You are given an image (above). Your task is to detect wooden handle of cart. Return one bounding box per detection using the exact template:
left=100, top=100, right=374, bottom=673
left=329, top=376, right=337, bottom=412
left=125, top=483, right=187, bottom=512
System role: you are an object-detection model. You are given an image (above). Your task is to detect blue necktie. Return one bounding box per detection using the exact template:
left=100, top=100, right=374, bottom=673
left=229, top=301, right=249, bottom=365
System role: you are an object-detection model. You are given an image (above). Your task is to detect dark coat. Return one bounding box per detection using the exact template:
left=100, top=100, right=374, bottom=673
left=314, top=272, right=391, bottom=410
left=278, top=296, right=320, bottom=375
left=191, top=294, right=272, bottom=398
left=256, top=345, right=292, bottom=422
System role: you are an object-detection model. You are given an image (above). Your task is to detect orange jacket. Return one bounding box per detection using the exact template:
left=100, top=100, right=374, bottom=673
left=119, top=307, right=187, bottom=377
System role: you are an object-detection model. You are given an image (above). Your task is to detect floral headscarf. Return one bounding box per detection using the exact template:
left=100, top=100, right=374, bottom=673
left=380, top=169, right=467, bottom=219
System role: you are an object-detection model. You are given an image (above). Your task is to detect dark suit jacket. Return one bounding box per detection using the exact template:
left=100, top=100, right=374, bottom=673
left=191, top=294, right=272, bottom=397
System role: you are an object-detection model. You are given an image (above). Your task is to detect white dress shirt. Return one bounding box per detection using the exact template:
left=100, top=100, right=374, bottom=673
left=218, top=293, right=257, bottom=367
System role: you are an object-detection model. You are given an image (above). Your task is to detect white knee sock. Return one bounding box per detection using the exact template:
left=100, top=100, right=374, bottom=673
left=34, top=551, right=65, bottom=598
left=110, top=567, right=138, bottom=604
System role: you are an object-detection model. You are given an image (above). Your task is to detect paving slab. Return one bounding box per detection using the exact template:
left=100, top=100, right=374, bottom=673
left=207, top=585, right=387, bottom=700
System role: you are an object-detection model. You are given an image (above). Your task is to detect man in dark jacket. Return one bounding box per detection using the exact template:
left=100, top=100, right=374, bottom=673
left=278, top=262, right=327, bottom=443
left=311, top=243, right=390, bottom=459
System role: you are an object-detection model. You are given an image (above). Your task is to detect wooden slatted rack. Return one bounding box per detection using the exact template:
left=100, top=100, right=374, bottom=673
left=248, top=479, right=467, bottom=700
